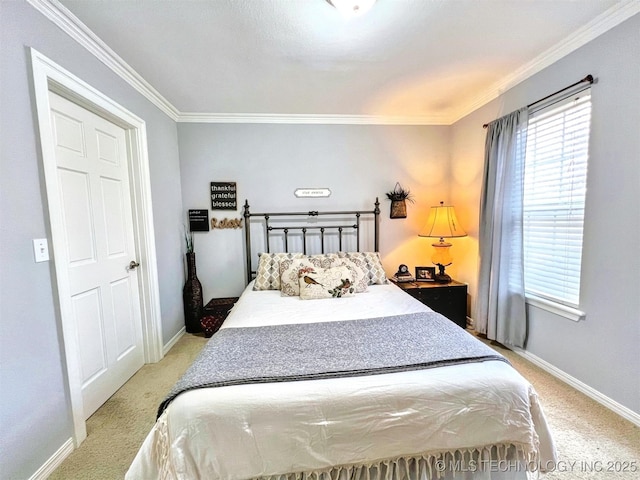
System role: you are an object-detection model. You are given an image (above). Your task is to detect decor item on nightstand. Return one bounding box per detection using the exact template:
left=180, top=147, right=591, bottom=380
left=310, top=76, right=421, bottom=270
left=385, top=182, right=414, bottom=219
left=183, top=230, right=203, bottom=333
left=419, top=201, right=467, bottom=283
left=415, top=266, right=436, bottom=282
left=392, top=263, right=415, bottom=283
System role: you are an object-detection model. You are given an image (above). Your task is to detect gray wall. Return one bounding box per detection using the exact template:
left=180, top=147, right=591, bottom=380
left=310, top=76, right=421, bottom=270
left=0, top=2, right=185, bottom=479
left=178, top=123, right=452, bottom=301
left=450, top=14, right=640, bottom=414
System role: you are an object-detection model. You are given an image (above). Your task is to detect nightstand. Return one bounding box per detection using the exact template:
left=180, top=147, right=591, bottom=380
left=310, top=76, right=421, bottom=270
left=392, top=280, right=468, bottom=329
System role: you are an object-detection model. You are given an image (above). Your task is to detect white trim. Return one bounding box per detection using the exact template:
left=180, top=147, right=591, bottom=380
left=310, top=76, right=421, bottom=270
left=513, top=348, right=640, bottom=428
left=30, top=48, right=164, bottom=446
left=164, top=326, right=186, bottom=356
left=473, top=316, right=640, bottom=426
left=449, top=0, right=640, bottom=123
left=26, top=0, right=179, bottom=121
left=526, top=295, right=586, bottom=322
left=28, top=438, right=74, bottom=480
left=125, top=122, right=165, bottom=364
left=27, top=0, right=640, bottom=126
left=176, top=112, right=450, bottom=125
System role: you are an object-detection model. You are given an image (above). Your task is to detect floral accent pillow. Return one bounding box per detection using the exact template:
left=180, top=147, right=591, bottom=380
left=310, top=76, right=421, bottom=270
left=280, top=255, right=367, bottom=296
left=337, top=258, right=368, bottom=293
left=337, top=252, right=388, bottom=285
left=253, top=252, right=304, bottom=291
left=280, top=258, right=315, bottom=296
left=298, top=266, right=355, bottom=300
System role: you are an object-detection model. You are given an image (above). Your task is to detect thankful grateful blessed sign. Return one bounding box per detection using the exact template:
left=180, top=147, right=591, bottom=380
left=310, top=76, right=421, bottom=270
left=211, top=182, right=237, bottom=210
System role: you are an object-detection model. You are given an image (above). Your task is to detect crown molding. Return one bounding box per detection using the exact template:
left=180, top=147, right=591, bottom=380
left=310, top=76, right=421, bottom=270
left=28, top=0, right=640, bottom=126
left=177, top=112, right=450, bottom=125
left=449, top=0, right=640, bottom=124
left=27, top=0, right=180, bottom=121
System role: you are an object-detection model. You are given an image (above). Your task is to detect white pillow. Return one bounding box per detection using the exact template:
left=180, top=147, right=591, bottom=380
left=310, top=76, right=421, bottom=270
left=298, top=265, right=355, bottom=300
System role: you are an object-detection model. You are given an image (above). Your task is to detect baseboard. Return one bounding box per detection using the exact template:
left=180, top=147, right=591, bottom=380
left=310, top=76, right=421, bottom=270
left=29, top=438, right=74, bottom=480
left=29, top=328, right=185, bottom=479
left=163, top=326, right=186, bottom=355
left=513, top=348, right=640, bottom=427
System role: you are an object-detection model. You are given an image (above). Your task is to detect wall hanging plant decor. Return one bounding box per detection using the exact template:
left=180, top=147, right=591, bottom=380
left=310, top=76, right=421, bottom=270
left=385, top=183, right=414, bottom=219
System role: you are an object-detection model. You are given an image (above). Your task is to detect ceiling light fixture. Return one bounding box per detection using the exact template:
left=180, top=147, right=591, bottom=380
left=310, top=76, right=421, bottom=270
left=327, top=0, right=376, bottom=17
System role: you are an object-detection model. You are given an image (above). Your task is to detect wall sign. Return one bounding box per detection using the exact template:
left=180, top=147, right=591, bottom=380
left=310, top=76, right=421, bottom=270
left=211, top=182, right=237, bottom=210
left=188, top=209, right=210, bottom=232
left=211, top=217, right=243, bottom=229
left=294, top=188, right=331, bottom=198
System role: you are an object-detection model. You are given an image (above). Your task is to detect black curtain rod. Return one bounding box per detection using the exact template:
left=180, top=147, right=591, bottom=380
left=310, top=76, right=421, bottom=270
left=482, top=74, right=594, bottom=129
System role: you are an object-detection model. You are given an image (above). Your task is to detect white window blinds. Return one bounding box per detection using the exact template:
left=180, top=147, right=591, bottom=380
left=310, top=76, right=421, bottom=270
left=523, top=90, right=591, bottom=308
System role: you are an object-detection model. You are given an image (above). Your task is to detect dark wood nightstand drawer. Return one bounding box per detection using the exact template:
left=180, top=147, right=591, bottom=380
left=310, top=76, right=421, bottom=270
left=393, top=280, right=467, bottom=328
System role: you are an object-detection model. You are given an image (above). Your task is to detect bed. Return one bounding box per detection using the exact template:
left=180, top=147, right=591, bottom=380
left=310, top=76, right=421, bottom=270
left=126, top=200, right=556, bottom=480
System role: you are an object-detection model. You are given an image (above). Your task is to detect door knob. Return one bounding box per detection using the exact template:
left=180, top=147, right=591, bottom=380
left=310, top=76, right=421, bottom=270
left=128, top=260, right=140, bottom=270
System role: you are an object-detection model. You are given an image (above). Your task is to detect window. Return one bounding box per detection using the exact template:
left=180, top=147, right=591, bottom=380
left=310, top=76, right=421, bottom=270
left=523, top=90, right=591, bottom=312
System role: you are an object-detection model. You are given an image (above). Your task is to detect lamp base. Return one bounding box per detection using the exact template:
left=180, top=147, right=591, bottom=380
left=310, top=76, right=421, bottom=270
left=434, top=263, right=452, bottom=283
left=434, top=273, right=451, bottom=284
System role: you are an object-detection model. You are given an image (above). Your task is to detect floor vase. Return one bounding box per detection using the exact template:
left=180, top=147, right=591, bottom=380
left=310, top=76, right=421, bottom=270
left=183, top=252, right=203, bottom=333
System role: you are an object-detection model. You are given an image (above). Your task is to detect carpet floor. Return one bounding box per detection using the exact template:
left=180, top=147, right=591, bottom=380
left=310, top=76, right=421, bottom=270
left=49, top=332, right=639, bottom=480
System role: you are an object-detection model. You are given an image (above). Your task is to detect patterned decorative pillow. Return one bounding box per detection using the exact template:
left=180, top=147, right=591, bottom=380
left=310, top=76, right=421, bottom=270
left=253, top=252, right=304, bottom=291
left=309, top=253, right=340, bottom=263
left=337, top=252, right=388, bottom=285
left=279, top=255, right=367, bottom=296
left=298, top=265, right=355, bottom=300
left=337, top=258, right=368, bottom=293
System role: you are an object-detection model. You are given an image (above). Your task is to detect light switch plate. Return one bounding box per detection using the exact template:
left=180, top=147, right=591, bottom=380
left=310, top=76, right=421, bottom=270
left=33, top=238, right=50, bottom=262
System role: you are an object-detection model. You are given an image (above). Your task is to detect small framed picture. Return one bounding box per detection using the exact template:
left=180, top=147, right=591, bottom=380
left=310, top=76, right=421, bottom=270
left=415, top=266, right=436, bottom=282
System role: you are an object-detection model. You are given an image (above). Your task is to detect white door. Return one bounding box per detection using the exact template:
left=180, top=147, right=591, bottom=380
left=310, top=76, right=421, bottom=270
left=49, top=92, right=145, bottom=419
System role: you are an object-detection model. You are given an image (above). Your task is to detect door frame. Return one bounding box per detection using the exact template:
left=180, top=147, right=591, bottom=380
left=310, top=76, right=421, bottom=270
left=30, top=48, right=163, bottom=445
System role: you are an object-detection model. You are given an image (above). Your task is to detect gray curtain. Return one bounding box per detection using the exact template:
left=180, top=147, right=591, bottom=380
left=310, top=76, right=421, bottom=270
left=475, top=108, right=528, bottom=348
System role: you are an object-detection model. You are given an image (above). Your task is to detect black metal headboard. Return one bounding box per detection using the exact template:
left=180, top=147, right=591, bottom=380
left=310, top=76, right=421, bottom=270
left=243, top=199, right=380, bottom=284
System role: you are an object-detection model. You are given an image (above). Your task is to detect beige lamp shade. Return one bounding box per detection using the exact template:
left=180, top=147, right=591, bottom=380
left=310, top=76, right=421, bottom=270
left=418, top=201, right=467, bottom=240
left=419, top=202, right=467, bottom=277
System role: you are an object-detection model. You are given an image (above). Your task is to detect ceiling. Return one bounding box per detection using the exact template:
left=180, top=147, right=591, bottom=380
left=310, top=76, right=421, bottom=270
left=56, top=0, right=635, bottom=124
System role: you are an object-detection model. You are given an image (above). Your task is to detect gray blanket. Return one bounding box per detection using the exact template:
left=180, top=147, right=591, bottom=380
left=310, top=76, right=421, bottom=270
left=158, top=311, right=508, bottom=418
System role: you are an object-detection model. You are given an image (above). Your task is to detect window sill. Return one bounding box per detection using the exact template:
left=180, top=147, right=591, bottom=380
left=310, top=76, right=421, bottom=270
left=525, top=295, right=586, bottom=322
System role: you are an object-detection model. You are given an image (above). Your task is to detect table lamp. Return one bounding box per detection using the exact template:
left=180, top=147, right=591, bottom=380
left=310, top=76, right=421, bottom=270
left=418, top=201, right=467, bottom=283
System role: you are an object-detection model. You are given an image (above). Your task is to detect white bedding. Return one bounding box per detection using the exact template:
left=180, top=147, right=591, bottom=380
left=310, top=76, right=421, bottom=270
left=127, top=283, right=556, bottom=480
left=222, top=282, right=428, bottom=328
